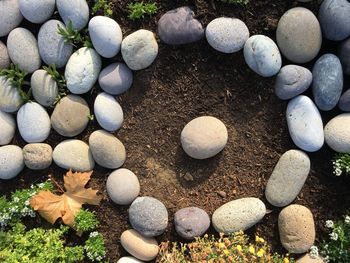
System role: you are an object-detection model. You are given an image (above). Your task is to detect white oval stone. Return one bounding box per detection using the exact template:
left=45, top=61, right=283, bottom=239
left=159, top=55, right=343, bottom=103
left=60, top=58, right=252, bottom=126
left=0, top=110, right=15, bottom=145
left=0, top=76, right=23, bottom=113
left=19, top=0, right=55, bottom=24
left=0, top=145, right=24, bottom=180
left=117, top=257, right=144, bottom=263
left=56, top=0, right=89, bottom=30
left=0, top=41, right=11, bottom=69
left=324, top=113, right=350, bottom=153
left=0, top=0, right=23, bottom=37
left=31, top=69, right=58, bottom=107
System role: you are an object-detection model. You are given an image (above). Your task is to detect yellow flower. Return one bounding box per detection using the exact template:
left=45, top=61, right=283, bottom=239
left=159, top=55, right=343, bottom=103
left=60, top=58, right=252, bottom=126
left=223, top=249, right=230, bottom=256
left=284, top=258, right=290, bottom=263
left=218, top=243, right=226, bottom=249
left=236, top=245, right=242, bottom=252
left=249, top=246, right=255, bottom=254
left=257, top=248, right=265, bottom=257
left=255, top=235, right=265, bottom=243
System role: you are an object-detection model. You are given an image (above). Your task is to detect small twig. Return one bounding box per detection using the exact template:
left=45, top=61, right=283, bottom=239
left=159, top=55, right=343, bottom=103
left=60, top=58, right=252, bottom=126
left=48, top=174, right=65, bottom=193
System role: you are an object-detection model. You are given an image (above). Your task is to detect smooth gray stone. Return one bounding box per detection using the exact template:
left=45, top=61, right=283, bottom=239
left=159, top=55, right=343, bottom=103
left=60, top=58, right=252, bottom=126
left=129, top=196, right=168, bottom=237
left=275, top=65, right=312, bottom=100
left=19, top=0, right=55, bottom=24
left=312, top=54, right=343, bottom=111
left=0, top=0, right=23, bottom=37
left=319, top=0, right=350, bottom=41
left=38, top=20, right=73, bottom=68
left=0, top=110, right=15, bottom=145
left=158, top=6, right=204, bottom=45
left=0, top=145, right=24, bottom=180
left=339, top=37, right=350, bottom=75
left=339, top=89, right=350, bottom=111
left=98, top=63, right=133, bottom=95
left=7, top=27, right=41, bottom=73
left=0, top=76, right=23, bottom=113
left=56, top=0, right=89, bottom=30
left=0, top=41, right=10, bottom=69
left=23, top=143, right=52, bottom=170
left=31, top=70, right=58, bottom=107
left=324, top=113, right=350, bottom=153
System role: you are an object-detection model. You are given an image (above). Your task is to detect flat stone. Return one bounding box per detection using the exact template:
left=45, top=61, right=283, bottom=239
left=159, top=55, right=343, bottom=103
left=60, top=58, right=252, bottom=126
left=324, top=113, right=350, bottom=153
left=117, top=257, right=144, bottom=263
left=0, top=76, right=23, bottom=113
left=0, top=0, right=23, bottom=37
left=31, top=69, right=58, bottom=107
left=244, top=35, right=282, bottom=77
left=98, top=63, right=133, bottom=95
left=23, top=143, right=52, bottom=170
left=89, top=16, right=122, bottom=58
left=106, top=168, right=140, bottom=205
left=206, top=17, right=249, bottom=53
left=129, top=196, right=168, bottom=237
left=7, top=27, right=41, bottom=73
left=265, top=150, right=310, bottom=207
left=212, top=197, right=266, bottom=234
left=158, top=6, right=204, bottom=45
left=53, top=139, right=95, bottom=171
left=18, top=0, right=55, bottom=24
left=339, top=37, right=350, bottom=75
left=274, top=65, right=312, bottom=100
left=278, top=204, right=315, bottom=254
left=339, top=89, right=350, bottom=112
left=38, top=20, right=73, bottom=68
left=65, top=47, right=101, bottom=94
left=120, top=229, right=159, bottom=261
left=56, top=0, right=89, bottom=30
left=312, top=54, right=343, bottom=111
left=0, top=145, right=24, bottom=180
left=94, top=92, right=123, bottom=132
left=0, top=110, right=15, bottom=145
left=51, top=95, right=90, bottom=137
left=181, top=116, right=228, bottom=159
left=121, top=29, right=158, bottom=70
left=276, top=7, right=322, bottom=63
left=286, top=95, right=324, bottom=152
left=174, top=207, right=210, bottom=239
left=89, top=130, right=126, bottom=169
left=297, top=254, right=325, bottom=263
left=0, top=41, right=10, bottom=69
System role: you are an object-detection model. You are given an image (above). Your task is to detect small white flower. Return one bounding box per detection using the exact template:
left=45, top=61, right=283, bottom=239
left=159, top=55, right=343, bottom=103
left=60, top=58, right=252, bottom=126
left=13, top=197, right=20, bottom=203
left=89, top=231, right=99, bottom=238
left=309, top=246, right=319, bottom=258
left=24, top=200, right=30, bottom=206
left=325, top=220, right=334, bottom=228
left=329, top=232, right=338, bottom=241
left=345, top=215, right=350, bottom=224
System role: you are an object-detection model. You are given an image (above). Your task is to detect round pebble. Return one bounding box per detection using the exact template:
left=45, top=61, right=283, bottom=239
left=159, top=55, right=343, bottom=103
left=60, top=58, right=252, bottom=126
left=129, top=196, right=168, bottom=237
left=339, top=37, right=350, bottom=75
left=0, top=110, right=15, bottom=145
left=17, top=102, right=51, bottom=143
left=117, top=257, right=144, bottom=263
left=89, top=130, right=126, bottom=169
left=23, top=143, right=52, bottom=170
left=206, top=17, right=249, bottom=53
left=98, top=63, right=133, bottom=95
left=244, top=35, right=282, bottom=77
left=0, top=0, right=23, bottom=37
left=0, top=76, right=23, bottom=113
left=106, top=168, right=140, bottom=205
left=53, top=139, right=95, bottom=171
left=0, top=145, right=24, bottom=180
left=89, top=16, right=122, bottom=58
left=18, top=0, right=55, bottom=24
left=174, top=207, right=210, bottom=239
left=181, top=116, right=228, bottom=159
left=339, top=89, right=350, bottom=112
left=121, top=29, right=158, bottom=70
left=296, top=254, right=325, bottom=263
left=31, top=69, right=58, bottom=107
left=0, top=41, right=10, bottom=69
left=324, top=113, right=350, bottom=153
left=212, top=197, right=266, bottom=234
left=56, top=0, right=89, bottom=30
left=51, top=95, right=90, bottom=137
left=276, top=7, right=322, bottom=63
left=274, top=65, right=312, bottom=100
left=278, top=204, right=315, bottom=254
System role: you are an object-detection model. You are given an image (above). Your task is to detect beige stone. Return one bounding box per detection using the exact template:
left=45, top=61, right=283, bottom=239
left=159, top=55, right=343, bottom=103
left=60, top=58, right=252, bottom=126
left=324, top=113, right=350, bottom=153
left=297, top=254, right=325, bottom=263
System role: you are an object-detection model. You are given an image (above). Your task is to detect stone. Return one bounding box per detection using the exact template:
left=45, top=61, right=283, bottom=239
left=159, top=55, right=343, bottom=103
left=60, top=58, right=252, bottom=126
left=174, top=207, right=210, bottom=239
left=181, top=116, right=228, bottom=159
left=0, top=41, right=10, bottom=69
left=56, top=0, right=89, bottom=30
left=265, top=150, right=310, bottom=207
left=23, top=143, right=52, bottom=170
left=278, top=204, right=315, bottom=254
left=120, top=229, right=159, bottom=261
left=129, top=196, right=168, bottom=237
left=286, top=95, right=324, bottom=152
left=296, top=254, right=325, bottom=263
left=312, top=54, right=343, bottom=111
left=339, top=89, right=350, bottom=112
left=51, top=95, right=90, bottom=137
left=106, top=168, right=140, bottom=205
left=319, top=0, right=350, bottom=41
left=18, top=0, right=55, bottom=24
left=0, top=76, right=23, bottom=113
left=158, top=6, right=204, bottom=45
left=89, top=130, right=126, bottom=169
left=339, top=37, right=350, bottom=75
left=31, top=70, right=58, bottom=107
left=7, top=27, right=41, bottom=73
left=274, top=65, right=312, bottom=100
left=324, top=113, right=350, bottom=153
left=89, top=16, right=123, bottom=58
left=53, top=139, right=95, bottom=171
left=121, top=30, right=158, bottom=70
left=205, top=17, right=249, bottom=53
left=0, top=0, right=23, bottom=37
left=244, top=35, right=282, bottom=77
left=17, top=102, right=51, bottom=143
left=0, top=145, right=24, bottom=180
left=276, top=7, right=322, bottom=63
left=0, top=110, right=15, bottom=145
left=94, top=92, right=123, bottom=132
left=38, top=20, right=73, bottom=68
left=65, top=47, right=102, bottom=94
left=117, top=257, right=144, bottom=263
left=98, top=63, right=133, bottom=95
left=212, top=197, right=266, bottom=234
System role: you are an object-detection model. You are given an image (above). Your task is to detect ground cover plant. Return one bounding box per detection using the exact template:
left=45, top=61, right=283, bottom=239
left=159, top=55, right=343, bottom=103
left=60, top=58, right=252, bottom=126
left=128, top=1, right=158, bottom=20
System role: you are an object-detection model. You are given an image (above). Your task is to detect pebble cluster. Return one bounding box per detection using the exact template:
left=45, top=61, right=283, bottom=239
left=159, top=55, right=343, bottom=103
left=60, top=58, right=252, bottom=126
left=0, top=0, right=349, bottom=262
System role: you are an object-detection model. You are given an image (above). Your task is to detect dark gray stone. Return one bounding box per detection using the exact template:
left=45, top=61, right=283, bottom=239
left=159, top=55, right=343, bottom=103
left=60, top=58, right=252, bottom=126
left=339, top=89, right=350, bottom=111
left=339, top=37, right=350, bottom=75
left=98, top=63, right=133, bottom=95
left=312, top=54, right=343, bottom=111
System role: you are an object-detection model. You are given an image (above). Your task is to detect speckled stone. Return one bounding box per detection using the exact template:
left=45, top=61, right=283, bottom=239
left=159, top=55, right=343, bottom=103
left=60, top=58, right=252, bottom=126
left=339, top=37, right=350, bottom=75
left=19, top=0, right=55, bottom=24
left=98, top=63, right=133, bottom=95
left=296, top=254, right=325, bottom=263
left=56, top=0, right=89, bottom=30
left=0, top=0, right=23, bottom=37
left=324, top=113, right=350, bottom=153
left=339, top=89, right=350, bottom=112
left=0, top=110, right=15, bottom=145
left=0, top=41, right=10, bottom=69
left=0, top=76, right=23, bottom=113
left=31, top=69, right=58, bottom=107
left=0, top=145, right=24, bottom=180
left=23, top=143, right=52, bottom=170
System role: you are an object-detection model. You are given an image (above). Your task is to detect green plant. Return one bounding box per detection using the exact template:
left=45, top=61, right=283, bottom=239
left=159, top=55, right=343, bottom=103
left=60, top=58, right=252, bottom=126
left=74, top=209, right=99, bottom=233
left=220, top=0, right=249, bottom=5
left=43, top=64, right=68, bottom=105
left=333, top=153, right=350, bottom=176
left=84, top=231, right=107, bottom=262
left=91, top=0, right=113, bottom=16
left=57, top=21, right=92, bottom=48
left=128, top=1, right=158, bottom=20
left=88, top=114, right=95, bottom=121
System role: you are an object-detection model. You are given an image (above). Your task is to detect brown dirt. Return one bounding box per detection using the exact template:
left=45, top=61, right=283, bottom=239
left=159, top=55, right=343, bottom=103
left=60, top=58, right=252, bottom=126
left=1, top=0, right=350, bottom=262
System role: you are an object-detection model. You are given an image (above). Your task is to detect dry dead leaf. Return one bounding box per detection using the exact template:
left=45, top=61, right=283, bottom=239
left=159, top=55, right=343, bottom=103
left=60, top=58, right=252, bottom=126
left=30, top=170, right=102, bottom=227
